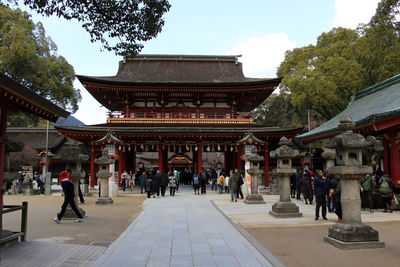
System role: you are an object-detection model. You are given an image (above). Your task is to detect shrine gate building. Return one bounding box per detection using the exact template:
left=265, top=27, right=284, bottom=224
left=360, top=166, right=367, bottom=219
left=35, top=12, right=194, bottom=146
left=55, top=55, right=301, bottom=188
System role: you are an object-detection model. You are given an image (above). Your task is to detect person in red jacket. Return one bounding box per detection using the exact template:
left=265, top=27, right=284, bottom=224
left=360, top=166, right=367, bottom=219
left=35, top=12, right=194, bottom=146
left=52, top=170, right=84, bottom=223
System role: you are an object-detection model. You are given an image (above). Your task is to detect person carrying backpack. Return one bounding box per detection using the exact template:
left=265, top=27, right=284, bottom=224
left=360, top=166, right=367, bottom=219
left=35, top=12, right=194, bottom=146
left=360, top=173, right=376, bottom=212
left=378, top=174, right=395, bottom=213
left=145, top=175, right=153, bottom=198
left=200, top=169, right=208, bottom=194
left=193, top=173, right=200, bottom=195
left=168, top=172, right=177, bottom=196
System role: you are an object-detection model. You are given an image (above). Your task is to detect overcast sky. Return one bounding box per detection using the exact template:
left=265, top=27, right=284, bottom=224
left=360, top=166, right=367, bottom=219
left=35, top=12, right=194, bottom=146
left=18, top=0, right=381, bottom=125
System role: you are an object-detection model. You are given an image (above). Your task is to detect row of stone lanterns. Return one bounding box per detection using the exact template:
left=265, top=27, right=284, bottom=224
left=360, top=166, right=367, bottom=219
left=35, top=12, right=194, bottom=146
left=250, top=116, right=384, bottom=249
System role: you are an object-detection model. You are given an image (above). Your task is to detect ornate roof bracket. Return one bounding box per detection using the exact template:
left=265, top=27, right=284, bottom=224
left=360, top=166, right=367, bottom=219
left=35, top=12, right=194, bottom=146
left=94, top=130, right=126, bottom=145
left=235, top=131, right=266, bottom=146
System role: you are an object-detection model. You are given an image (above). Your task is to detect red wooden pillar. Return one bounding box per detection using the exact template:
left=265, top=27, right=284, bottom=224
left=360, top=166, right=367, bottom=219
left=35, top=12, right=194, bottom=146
left=389, top=129, right=400, bottom=187
left=158, top=144, right=164, bottom=173
left=264, top=146, right=269, bottom=187
left=90, top=146, right=95, bottom=188
left=163, top=148, right=168, bottom=173
left=237, top=145, right=243, bottom=170
left=122, top=148, right=127, bottom=173
left=0, top=109, right=7, bottom=230
left=197, top=145, right=202, bottom=174
left=118, top=148, right=123, bottom=188
left=132, top=151, right=136, bottom=172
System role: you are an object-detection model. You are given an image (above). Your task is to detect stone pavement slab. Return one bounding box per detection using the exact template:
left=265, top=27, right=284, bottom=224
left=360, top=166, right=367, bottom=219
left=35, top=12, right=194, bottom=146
left=93, top=188, right=282, bottom=267
left=0, top=240, right=106, bottom=266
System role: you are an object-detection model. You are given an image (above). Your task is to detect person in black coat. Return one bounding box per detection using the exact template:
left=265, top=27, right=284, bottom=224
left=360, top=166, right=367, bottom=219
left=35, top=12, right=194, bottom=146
left=295, top=169, right=302, bottom=200
left=301, top=170, right=313, bottom=204
left=290, top=174, right=296, bottom=198
left=52, top=170, right=84, bottom=223
left=235, top=169, right=244, bottom=199
left=159, top=171, right=168, bottom=197
left=314, top=170, right=327, bottom=220
left=152, top=171, right=160, bottom=197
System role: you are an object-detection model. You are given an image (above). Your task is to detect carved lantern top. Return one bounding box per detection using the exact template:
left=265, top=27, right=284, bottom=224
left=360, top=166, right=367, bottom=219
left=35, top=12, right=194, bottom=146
left=270, top=137, right=299, bottom=159
left=270, top=137, right=299, bottom=170
left=325, top=116, right=375, bottom=150
left=59, top=139, right=89, bottom=162
left=325, top=116, right=375, bottom=166
left=247, top=146, right=264, bottom=163
left=95, top=150, right=115, bottom=165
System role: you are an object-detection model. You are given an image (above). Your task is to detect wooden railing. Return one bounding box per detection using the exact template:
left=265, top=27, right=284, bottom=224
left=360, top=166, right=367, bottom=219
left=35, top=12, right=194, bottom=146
left=108, top=111, right=252, bottom=123
left=1, top=202, right=28, bottom=243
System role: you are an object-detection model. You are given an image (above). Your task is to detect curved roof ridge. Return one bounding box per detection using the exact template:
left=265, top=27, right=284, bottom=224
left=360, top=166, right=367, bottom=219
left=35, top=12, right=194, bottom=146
left=354, top=73, right=400, bottom=101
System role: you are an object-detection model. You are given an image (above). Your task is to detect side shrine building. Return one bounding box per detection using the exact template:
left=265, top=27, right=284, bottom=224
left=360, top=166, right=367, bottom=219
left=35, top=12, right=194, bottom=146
left=55, top=55, right=302, bottom=188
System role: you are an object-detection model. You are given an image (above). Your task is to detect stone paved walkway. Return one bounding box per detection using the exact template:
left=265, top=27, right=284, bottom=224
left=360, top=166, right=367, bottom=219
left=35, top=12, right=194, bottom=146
left=93, top=187, right=281, bottom=267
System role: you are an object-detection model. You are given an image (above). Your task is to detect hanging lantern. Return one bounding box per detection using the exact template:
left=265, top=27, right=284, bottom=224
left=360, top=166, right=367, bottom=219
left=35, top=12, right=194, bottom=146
left=106, top=144, right=116, bottom=157
left=195, top=145, right=198, bottom=151
left=128, top=146, right=131, bottom=151
left=207, top=144, right=210, bottom=151
left=217, top=144, right=221, bottom=151
left=230, top=145, right=234, bottom=152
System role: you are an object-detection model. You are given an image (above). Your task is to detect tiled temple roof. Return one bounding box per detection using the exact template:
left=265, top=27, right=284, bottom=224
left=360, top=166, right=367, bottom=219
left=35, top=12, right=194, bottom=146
left=297, top=73, right=400, bottom=144
left=77, top=54, right=279, bottom=84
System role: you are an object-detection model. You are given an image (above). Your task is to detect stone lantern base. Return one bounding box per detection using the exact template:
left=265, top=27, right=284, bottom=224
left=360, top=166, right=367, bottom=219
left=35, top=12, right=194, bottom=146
left=63, top=206, right=86, bottom=219
left=269, top=202, right=302, bottom=218
left=244, top=194, right=265, bottom=204
left=324, top=223, right=385, bottom=249
left=96, top=197, right=113, bottom=205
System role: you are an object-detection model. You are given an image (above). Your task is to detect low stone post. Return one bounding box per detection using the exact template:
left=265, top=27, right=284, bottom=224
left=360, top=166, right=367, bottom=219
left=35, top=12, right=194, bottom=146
left=244, top=146, right=265, bottom=204
left=95, top=149, right=114, bottom=205
left=324, top=116, right=384, bottom=249
left=269, top=137, right=302, bottom=218
left=22, top=179, right=33, bottom=195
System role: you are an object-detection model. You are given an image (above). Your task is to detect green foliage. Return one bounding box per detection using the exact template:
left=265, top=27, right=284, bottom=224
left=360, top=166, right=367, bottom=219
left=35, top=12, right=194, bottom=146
left=252, top=92, right=304, bottom=127
left=370, top=0, right=400, bottom=32
left=6, top=0, right=171, bottom=56
left=277, top=28, right=364, bottom=120
left=0, top=5, right=81, bottom=126
left=277, top=2, right=400, bottom=122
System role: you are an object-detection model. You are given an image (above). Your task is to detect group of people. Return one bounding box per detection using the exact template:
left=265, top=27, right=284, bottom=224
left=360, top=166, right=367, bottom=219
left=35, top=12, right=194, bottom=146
left=290, top=169, right=397, bottom=222
left=120, top=170, right=135, bottom=191
left=133, top=169, right=179, bottom=198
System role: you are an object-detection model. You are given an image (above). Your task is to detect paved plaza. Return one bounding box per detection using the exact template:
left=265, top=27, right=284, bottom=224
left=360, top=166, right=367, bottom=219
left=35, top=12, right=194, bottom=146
left=93, top=187, right=282, bottom=267
left=2, top=186, right=400, bottom=266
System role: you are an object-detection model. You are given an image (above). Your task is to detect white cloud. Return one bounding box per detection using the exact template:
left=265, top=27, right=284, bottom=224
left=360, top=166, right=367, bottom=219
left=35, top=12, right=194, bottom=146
left=333, top=0, right=380, bottom=29
left=225, top=33, right=296, bottom=78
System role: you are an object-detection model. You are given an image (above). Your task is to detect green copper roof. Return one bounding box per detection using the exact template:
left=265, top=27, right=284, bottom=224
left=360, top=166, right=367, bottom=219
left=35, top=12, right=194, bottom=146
left=297, top=73, right=400, bottom=143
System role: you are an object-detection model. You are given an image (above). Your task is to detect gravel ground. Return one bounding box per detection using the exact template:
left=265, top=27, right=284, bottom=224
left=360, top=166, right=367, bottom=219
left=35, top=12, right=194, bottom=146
left=2, top=193, right=146, bottom=245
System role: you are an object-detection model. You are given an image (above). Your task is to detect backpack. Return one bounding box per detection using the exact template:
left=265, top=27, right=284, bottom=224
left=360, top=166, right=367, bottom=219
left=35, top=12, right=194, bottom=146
left=379, top=179, right=390, bottom=194
left=193, top=174, right=199, bottom=185
left=145, top=179, right=151, bottom=187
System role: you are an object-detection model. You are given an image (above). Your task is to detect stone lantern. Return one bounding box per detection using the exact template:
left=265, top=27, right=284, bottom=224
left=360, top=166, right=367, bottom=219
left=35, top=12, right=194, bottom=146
left=321, top=147, right=336, bottom=170
left=269, top=137, right=302, bottom=218
left=234, top=131, right=267, bottom=203
left=324, top=116, right=384, bottom=249
left=94, top=130, right=125, bottom=198
left=95, top=149, right=115, bottom=205
left=58, top=139, right=88, bottom=218
left=244, top=146, right=266, bottom=204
